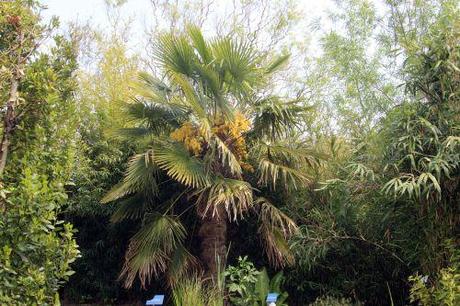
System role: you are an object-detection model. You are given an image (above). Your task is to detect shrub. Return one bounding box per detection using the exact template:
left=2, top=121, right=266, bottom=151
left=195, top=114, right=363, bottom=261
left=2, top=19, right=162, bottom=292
left=225, top=256, right=289, bottom=306
left=0, top=171, right=79, bottom=305
left=409, top=243, right=460, bottom=306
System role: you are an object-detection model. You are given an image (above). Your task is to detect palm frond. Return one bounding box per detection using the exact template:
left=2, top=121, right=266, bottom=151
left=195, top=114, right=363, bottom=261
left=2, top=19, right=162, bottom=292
left=252, top=141, right=320, bottom=190
left=135, top=72, right=173, bottom=101
left=166, top=244, right=199, bottom=287
left=194, top=64, right=231, bottom=116
left=255, top=197, right=298, bottom=268
left=120, top=214, right=186, bottom=288
left=101, top=150, right=159, bottom=203
left=265, top=54, right=290, bottom=74
left=208, top=135, right=242, bottom=177
left=155, top=33, right=196, bottom=77
left=256, top=197, right=298, bottom=234
left=153, top=143, right=210, bottom=188
left=187, top=25, right=212, bottom=64
left=125, top=100, right=185, bottom=135
left=110, top=193, right=148, bottom=223
left=170, top=72, right=212, bottom=135
left=252, top=97, right=310, bottom=139
left=211, top=37, right=260, bottom=96
left=196, top=177, right=253, bottom=221
left=257, top=157, right=310, bottom=190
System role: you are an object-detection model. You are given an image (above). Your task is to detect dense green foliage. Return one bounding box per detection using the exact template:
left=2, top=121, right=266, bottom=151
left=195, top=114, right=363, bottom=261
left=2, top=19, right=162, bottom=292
left=0, top=1, right=79, bottom=303
left=285, top=1, right=460, bottom=305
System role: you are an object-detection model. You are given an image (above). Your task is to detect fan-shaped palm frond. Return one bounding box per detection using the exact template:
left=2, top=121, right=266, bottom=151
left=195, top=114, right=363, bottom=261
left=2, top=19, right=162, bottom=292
left=155, top=33, right=197, bottom=77
left=135, top=72, right=173, bottom=103
left=252, top=141, right=320, bottom=189
left=110, top=193, right=148, bottom=223
left=265, top=54, right=290, bottom=75
left=153, top=143, right=210, bottom=188
left=169, top=72, right=212, bottom=135
left=252, top=97, right=310, bottom=139
left=255, top=197, right=298, bottom=268
left=124, top=100, right=185, bottom=135
left=120, top=213, right=186, bottom=288
left=166, top=244, right=200, bottom=287
left=187, top=24, right=212, bottom=64
left=196, top=177, right=253, bottom=221
left=194, top=64, right=232, bottom=116
left=211, top=37, right=260, bottom=97
left=102, top=150, right=159, bottom=203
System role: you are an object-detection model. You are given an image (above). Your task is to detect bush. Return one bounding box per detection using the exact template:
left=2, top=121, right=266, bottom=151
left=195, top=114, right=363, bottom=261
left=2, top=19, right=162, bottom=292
left=225, top=256, right=289, bottom=306
left=409, top=243, right=460, bottom=306
left=0, top=171, right=79, bottom=305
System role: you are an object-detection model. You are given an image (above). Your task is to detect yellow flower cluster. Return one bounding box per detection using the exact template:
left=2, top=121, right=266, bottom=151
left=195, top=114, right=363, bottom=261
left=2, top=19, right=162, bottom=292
left=212, top=112, right=251, bottom=164
left=170, top=113, right=253, bottom=172
left=170, top=122, right=203, bottom=155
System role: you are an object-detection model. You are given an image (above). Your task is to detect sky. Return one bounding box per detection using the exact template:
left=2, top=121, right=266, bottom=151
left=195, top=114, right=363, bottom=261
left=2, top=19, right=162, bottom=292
left=40, top=0, right=339, bottom=60
left=41, top=0, right=335, bottom=27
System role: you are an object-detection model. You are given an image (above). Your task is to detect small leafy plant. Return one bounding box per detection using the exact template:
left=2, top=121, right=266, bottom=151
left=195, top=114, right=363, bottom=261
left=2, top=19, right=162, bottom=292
left=225, top=256, right=289, bottom=306
left=409, top=243, right=460, bottom=306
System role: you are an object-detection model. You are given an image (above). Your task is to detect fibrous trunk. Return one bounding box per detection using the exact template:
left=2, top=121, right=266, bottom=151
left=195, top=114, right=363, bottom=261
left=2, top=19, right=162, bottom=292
left=198, top=204, right=227, bottom=282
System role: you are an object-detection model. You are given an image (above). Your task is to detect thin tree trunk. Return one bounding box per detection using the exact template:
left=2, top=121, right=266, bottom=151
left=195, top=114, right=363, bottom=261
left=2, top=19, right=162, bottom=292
left=198, top=204, right=227, bottom=283
left=0, top=28, right=25, bottom=179
left=0, top=74, right=19, bottom=177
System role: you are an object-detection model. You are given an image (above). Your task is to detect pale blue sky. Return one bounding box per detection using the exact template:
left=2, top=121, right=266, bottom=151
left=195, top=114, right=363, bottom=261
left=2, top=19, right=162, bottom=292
left=39, top=0, right=388, bottom=73
left=41, top=0, right=334, bottom=26
left=40, top=0, right=338, bottom=57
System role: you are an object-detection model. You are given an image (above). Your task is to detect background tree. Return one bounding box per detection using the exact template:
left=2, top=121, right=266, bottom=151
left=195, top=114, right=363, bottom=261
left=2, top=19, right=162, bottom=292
left=0, top=0, right=60, bottom=176
left=0, top=3, right=80, bottom=301
left=59, top=15, right=147, bottom=304
left=287, top=1, right=459, bottom=305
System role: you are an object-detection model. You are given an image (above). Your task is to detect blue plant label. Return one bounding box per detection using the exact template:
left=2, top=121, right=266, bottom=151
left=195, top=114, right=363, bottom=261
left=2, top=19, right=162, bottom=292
left=266, top=292, right=279, bottom=302
left=146, top=294, right=164, bottom=305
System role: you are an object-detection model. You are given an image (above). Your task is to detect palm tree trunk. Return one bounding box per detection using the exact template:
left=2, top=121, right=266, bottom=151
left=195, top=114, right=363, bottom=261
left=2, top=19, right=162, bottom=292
left=198, top=204, right=227, bottom=282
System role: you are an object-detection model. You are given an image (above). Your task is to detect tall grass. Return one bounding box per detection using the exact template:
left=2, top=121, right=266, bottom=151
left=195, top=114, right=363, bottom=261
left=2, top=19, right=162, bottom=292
left=172, top=277, right=224, bottom=306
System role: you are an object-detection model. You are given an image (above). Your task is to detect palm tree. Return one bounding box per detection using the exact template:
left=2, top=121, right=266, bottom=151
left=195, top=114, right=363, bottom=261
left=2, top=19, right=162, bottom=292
left=102, top=26, right=318, bottom=288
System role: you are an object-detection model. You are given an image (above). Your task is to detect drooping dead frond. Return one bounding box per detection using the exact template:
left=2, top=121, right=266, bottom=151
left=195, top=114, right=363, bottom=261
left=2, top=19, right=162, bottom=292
left=255, top=197, right=298, bottom=268
left=209, top=135, right=243, bottom=177
left=258, top=157, right=311, bottom=190
left=166, top=244, right=200, bottom=287
left=196, top=177, right=253, bottom=221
